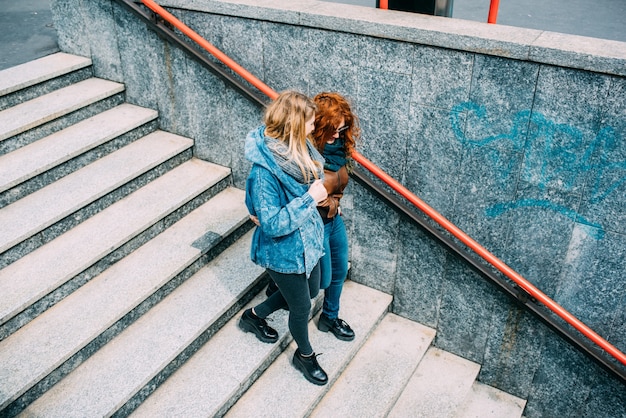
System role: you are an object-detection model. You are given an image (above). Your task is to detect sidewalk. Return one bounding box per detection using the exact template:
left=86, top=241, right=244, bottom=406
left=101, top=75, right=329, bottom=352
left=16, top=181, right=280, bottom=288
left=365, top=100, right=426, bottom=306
left=0, top=0, right=59, bottom=70
left=0, top=0, right=625, bottom=71
left=452, top=0, right=626, bottom=43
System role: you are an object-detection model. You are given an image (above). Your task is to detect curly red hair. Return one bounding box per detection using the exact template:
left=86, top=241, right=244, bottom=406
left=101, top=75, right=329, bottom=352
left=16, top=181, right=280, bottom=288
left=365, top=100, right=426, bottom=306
left=312, top=92, right=360, bottom=158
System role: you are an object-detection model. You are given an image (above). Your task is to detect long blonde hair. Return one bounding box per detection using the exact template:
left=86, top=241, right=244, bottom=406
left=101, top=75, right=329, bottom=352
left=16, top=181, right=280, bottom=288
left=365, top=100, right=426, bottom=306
left=264, top=91, right=322, bottom=183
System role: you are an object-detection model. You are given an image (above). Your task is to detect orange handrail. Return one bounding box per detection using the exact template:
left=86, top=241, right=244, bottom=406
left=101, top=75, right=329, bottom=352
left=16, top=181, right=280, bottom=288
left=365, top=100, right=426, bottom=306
left=352, top=151, right=626, bottom=366
left=142, top=0, right=278, bottom=100
left=140, top=0, right=626, bottom=368
left=488, top=0, right=500, bottom=23
left=379, top=0, right=388, bottom=10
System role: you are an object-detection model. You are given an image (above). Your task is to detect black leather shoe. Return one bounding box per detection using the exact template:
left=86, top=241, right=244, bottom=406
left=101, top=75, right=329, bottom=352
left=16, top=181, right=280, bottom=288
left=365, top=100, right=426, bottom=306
left=292, top=349, right=328, bottom=386
left=318, top=313, right=355, bottom=341
left=239, top=308, right=278, bottom=343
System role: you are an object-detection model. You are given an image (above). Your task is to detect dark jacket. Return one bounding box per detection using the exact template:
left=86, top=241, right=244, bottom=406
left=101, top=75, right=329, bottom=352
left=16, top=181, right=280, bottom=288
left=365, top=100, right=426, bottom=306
left=317, top=165, right=349, bottom=220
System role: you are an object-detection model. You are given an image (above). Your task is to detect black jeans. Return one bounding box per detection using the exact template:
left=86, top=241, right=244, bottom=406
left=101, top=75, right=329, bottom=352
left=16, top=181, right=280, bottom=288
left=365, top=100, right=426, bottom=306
left=254, top=262, right=321, bottom=355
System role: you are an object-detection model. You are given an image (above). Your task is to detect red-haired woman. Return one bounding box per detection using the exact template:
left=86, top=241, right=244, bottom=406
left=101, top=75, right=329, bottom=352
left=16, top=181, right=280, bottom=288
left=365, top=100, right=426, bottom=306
left=310, top=92, right=360, bottom=341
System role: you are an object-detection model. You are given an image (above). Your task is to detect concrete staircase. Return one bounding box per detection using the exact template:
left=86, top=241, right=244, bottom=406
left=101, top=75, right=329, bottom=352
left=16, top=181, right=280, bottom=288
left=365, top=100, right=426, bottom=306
left=0, top=52, right=527, bottom=418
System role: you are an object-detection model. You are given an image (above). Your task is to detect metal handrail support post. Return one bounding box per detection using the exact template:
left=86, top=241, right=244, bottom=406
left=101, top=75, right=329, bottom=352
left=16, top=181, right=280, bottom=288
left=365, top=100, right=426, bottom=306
left=488, top=0, right=500, bottom=23
left=352, top=151, right=626, bottom=367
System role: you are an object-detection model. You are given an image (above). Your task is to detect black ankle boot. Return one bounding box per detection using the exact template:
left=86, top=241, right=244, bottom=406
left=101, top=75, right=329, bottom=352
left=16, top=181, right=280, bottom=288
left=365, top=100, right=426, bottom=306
left=292, top=349, right=328, bottom=386
left=239, top=308, right=278, bottom=343
left=318, top=313, right=355, bottom=341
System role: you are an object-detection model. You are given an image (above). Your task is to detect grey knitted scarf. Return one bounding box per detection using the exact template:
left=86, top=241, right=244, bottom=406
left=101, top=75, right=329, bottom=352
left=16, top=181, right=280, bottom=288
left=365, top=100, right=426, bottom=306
left=265, top=136, right=323, bottom=184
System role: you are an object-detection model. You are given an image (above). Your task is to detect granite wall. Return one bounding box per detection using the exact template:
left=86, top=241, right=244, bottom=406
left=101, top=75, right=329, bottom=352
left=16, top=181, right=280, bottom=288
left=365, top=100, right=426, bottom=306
left=50, top=0, right=626, bottom=415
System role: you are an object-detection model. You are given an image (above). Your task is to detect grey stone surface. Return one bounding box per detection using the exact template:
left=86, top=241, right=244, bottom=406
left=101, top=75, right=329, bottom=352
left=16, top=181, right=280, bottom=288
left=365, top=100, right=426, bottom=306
left=412, top=45, right=474, bottom=109
left=225, top=281, right=393, bottom=418
left=434, top=257, right=507, bottom=364
left=49, top=0, right=91, bottom=58
left=130, top=286, right=292, bottom=418
left=46, top=1, right=626, bottom=416
left=132, top=280, right=390, bottom=417
left=0, top=131, right=192, bottom=256
left=0, top=187, right=249, bottom=413
left=0, top=78, right=124, bottom=142
left=113, top=7, right=161, bottom=111
left=579, top=74, right=626, bottom=235
left=457, top=381, right=526, bottom=417
left=406, top=105, right=464, bottom=218
left=356, top=67, right=411, bottom=180
left=0, top=159, right=229, bottom=331
left=524, top=334, right=595, bottom=417
left=0, top=53, right=91, bottom=98
left=0, top=115, right=158, bottom=208
left=22, top=218, right=257, bottom=417
left=502, top=184, right=578, bottom=296
left=162, top=0, right=625, bottom=75
left=530, top=32, right=626, bottom=76
left=478, top=305, right=546, bottom=398
left=0, top=78, right=126, bottom=156
left=555, top=227, right=626, bottom=343
left=0, top=66, right=93, bottom=112
left=393, top=219, right=447, bottom=328
left=349, top=183, right=400, bottom=294
left=77, top=0, right=124, bottom=82
left=389, top=347, right=481, bottom=418
left=1, top=92, right=127, bottom=156
left=311, top=314, right=435, bottom=418
left=530, top=66, right=611, bottom=196
left=0, top=104, right=157, bottom=194
left=306, top=29, right=360, bottom=99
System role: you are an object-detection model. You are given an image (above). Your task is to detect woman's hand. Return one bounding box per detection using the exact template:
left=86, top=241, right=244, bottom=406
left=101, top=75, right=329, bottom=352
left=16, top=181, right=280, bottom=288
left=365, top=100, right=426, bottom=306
left=249, top=215, right=260, bottom=226
left=308, top=179, right=328, bottom=204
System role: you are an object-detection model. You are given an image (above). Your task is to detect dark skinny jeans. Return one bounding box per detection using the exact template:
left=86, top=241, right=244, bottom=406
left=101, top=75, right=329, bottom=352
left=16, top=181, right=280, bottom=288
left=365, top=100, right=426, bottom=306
left=254, top=263, right=321, bottom=356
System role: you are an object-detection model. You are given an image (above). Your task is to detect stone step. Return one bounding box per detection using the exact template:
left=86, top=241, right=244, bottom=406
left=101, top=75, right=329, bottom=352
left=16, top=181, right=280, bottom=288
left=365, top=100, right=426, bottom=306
left=0, top=53, right=92, bottom=111
left=455, top=381, right=526, bottom=418
left=129, top=288, right=293, bottom=418
left=310, top=313, right=436, bottom=418
left=0, top=130, right=193, bottom=266
left=224, top=281, right=393, bottom=418
left=0, top=158, right=230, bottom=337
left=21, top=228, right=264, bottom=418
left=0, top=187, right=250, bottom=413
left=388, top=347, right=481, bottom=417
left=0, top=103, right=158, bottom=206
left=0, top=77, right=125, bottom=155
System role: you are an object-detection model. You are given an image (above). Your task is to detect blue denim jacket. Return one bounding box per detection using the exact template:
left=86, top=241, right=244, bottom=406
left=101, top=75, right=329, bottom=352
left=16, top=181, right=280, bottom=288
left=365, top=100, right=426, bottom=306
left=245, top=126, right=325, bottom=277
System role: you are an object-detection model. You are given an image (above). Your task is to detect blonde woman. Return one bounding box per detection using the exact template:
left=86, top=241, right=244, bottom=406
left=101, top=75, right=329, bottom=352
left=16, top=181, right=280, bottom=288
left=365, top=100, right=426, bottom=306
left=241, top=91, right=329, bottom=385
left=266, top=92, right=360, bottom=342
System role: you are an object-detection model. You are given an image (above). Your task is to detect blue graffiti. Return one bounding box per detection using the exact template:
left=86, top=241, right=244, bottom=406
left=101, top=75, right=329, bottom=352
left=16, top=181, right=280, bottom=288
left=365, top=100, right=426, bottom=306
left=450, top=101, right=626, bottom=240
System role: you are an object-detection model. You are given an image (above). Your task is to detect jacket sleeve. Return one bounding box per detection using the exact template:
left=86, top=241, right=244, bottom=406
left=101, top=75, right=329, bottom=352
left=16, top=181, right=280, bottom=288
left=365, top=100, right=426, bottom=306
left=246, top=166, right=317, bottom=238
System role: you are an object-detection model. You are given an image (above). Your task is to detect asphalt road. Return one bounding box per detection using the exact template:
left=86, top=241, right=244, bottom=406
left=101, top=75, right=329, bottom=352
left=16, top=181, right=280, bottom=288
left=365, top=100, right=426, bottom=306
left=0, top=0, right=625, bottom=71
left=452, top=0, right=626, bottom=42
left=0, top=0, right=59, bottom=70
